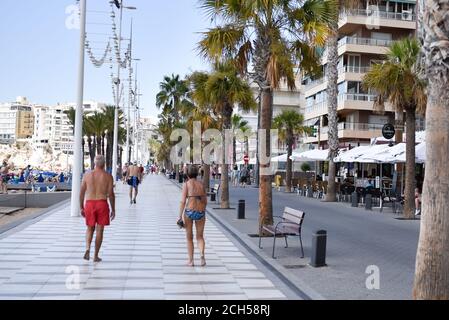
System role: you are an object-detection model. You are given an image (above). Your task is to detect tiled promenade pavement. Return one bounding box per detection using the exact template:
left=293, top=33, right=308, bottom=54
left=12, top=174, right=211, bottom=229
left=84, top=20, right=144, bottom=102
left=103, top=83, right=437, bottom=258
left=0, top=175, right=294, bottom=300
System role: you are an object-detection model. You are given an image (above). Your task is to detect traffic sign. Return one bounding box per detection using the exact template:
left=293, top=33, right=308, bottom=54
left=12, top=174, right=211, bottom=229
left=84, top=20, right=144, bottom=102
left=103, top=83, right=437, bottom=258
left=243, top=155, right=249, bottom=164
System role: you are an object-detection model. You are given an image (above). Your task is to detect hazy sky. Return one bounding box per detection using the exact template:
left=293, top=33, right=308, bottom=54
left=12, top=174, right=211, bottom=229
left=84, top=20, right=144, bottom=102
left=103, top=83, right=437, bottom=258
left=0, top=0, right=211, bottom=118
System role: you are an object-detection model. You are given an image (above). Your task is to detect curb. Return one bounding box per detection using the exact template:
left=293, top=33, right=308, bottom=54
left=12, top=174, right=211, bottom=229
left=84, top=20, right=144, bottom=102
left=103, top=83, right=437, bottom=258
left=166, top=176, right=325, bottom=300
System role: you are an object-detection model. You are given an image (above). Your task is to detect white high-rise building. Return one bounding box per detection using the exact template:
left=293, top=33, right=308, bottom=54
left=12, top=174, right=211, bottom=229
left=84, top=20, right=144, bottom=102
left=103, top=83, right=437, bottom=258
left=32, top=101, right=106, bottom=154
left=0, top=97, right=34, bottom=144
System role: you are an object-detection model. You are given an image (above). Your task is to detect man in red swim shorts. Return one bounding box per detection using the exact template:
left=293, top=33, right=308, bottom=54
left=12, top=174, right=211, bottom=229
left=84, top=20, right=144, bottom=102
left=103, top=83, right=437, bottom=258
left=79, top=155, right=115, bottom=262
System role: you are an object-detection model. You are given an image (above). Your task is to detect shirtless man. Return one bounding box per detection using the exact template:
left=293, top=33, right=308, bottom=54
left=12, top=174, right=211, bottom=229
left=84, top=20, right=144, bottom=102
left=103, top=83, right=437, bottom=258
left=126, top=161, right=141, bottom=204
left=80, top=155, right=115, bottom=262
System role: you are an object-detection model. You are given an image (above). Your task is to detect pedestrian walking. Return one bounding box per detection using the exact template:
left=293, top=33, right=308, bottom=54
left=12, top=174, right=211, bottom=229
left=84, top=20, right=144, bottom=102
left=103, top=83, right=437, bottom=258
left=126, top=161, right=142, bottom=204
left=178, top=165, right=207, bottom=267
left=79, top=155, right=115, bottom=263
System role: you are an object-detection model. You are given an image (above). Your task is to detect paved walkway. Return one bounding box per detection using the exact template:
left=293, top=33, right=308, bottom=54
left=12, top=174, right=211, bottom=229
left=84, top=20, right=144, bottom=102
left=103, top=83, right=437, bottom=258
left=0, top=175, right=295, bottom=300
left=205, top=180, right=420, bottom=300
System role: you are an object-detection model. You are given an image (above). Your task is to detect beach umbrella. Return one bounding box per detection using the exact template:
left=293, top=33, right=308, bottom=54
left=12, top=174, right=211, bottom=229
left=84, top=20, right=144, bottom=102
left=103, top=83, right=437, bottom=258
left=290, top=149, right=329, bottom=161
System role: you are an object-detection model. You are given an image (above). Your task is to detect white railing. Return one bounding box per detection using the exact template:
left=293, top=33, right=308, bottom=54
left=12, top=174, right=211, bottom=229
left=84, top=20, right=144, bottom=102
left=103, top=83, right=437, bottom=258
left=304, top=66, right=370, bottom=90
left=339, top=36, right=393, bottom=48
left=340, top=9, right=416, bottom=22
left=339, top=93, right=377, bottom=102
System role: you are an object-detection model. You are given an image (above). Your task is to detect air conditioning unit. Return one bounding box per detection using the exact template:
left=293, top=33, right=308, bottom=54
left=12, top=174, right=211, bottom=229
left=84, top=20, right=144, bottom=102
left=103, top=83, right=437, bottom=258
left=402, top=10, right=412, bottom=21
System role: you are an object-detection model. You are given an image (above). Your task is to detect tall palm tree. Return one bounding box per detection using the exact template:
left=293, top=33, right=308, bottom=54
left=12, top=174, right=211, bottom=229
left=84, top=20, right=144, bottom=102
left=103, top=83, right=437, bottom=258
left=273, top=110, right=311, bottom=193
left=324, top=0, right=361, bottom=202
left=198, top=0, right=336, bottom=225
left=83, top=115, right=96, bottom=170
left=363, top=38, right=426, bottom=219
left=156, top=74, right=191, bottom=178
left=413, top=0, right=449, bottom=299
left=188, top=62, right=256, bottom=209
left=103, top=105, right=124, bottom=170
left=88, top=111, right=106, bottom=156
left=231, top=114, right=249, bottom=164
left=188, top=71, right=221, bottom=192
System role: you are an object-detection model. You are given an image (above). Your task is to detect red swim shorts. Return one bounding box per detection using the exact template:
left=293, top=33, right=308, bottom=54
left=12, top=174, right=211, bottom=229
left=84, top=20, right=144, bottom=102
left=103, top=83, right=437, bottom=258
left=84, top=200, right=110, bottom=227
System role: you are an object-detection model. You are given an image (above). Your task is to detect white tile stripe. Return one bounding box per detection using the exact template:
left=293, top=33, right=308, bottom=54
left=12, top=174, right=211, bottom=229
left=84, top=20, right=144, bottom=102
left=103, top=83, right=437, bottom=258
left=0, top=175, right=287, bottom=300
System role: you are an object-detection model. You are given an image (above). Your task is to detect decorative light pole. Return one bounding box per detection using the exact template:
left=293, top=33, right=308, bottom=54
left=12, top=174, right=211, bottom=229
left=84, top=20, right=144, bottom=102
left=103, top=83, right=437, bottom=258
left=70, top=0, right=87, bottom=217
left=111, top=0, right=136, bottom=183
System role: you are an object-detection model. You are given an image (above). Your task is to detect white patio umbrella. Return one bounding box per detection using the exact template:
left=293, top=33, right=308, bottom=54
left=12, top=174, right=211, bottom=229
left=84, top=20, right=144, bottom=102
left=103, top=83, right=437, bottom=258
left=271, top=153, right=288, bottom=162
left=333, top=146, right=371, bottom=163
left=395, top=142, right=426, bottom=163
left=290, top=149, right=329, bottom=162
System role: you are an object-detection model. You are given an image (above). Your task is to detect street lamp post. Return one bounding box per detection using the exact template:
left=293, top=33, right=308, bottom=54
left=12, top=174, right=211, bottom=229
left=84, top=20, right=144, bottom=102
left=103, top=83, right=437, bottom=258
left=70, top=0, right=87, bottom=217
left=111, top=1, right=136, bottom=183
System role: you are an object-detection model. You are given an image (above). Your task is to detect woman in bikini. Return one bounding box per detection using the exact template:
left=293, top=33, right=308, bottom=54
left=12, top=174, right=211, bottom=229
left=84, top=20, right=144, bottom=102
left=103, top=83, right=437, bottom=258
left=178, top=165, right=207, bottom=267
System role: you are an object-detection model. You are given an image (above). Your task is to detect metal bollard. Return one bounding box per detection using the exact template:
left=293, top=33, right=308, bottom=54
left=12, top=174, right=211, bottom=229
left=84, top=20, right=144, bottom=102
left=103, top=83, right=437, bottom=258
left=178, top=175, right=184, bottom=183
left=238, top=200, right=245, bottom=219
left=351, top=191, right=358, bottom=207
left=365, top=194, right=372, bottom=210
left=311, top=230, right=327, bottom=267
left=210, top=190, right=216, bottom=202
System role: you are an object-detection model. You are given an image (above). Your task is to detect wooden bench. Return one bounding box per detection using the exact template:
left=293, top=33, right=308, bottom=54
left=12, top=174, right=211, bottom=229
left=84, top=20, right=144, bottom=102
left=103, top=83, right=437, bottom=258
left=207, top=183, right=220, bottom=203
left=259, top=207, right=305, bottom=259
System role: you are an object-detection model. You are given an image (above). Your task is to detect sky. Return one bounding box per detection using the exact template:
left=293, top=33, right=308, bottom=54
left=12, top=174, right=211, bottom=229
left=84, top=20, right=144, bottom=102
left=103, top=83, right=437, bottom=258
left=0, top=0, right=211, bottom=119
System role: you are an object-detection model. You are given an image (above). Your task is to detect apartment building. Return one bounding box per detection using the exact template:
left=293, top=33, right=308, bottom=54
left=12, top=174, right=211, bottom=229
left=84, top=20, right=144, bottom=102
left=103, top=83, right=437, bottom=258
left=302, top=0, right=417, bottom=148
left=33, top=101, right=106, bottom=154
left=0, top=97, right=34, bottom=144
left=235, top=77, right=304, bottom=161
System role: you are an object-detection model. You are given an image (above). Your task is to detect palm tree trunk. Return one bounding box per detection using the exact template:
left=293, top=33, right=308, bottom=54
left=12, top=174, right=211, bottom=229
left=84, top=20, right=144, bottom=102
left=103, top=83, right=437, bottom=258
left=413, top=85, right=449, bottom=299
left=259, top=87, right=273, bottom=226
left=233, top=136, right=237, bottom=164
left=220, top=104, right=232, bottom=209
left=87, top=136, right=94, bottom=170
left=102, top=134, right=106, bottom=156
left=285, top=132, right=293, bottom=193
left=202, top=163, right=210, bottom=193
left=403, top=109, right=416, bottom=219
left=325, top=26, right=338, bottom=202
left=96, top=135, right=102, bottom=155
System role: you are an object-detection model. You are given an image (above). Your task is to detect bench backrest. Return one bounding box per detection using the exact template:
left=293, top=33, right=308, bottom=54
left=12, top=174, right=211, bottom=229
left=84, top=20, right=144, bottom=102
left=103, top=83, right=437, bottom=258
left=282, top=207, right=305, bottom=226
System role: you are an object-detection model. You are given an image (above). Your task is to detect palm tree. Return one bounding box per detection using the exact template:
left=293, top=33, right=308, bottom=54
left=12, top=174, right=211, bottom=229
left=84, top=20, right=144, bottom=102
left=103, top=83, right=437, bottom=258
left=83, top=115, right=96, bottom=170
left=363, top=38, right=426, bottom=219
left=273, top=110, right=311, bottom=193
left=156, top=74, right=191, bottom=178
left=103, top=105, right=124, bottom=170
left=188, top=71, right=221, bottom=192
left=188, top=62, right=256, bottom=209
left=413, top=1, right=449, bottom=299
left=198, top=0, right=336, bottom=225
left=88, top=111, right=106, bottom=156
left=231, top=114, right=249, bottom=164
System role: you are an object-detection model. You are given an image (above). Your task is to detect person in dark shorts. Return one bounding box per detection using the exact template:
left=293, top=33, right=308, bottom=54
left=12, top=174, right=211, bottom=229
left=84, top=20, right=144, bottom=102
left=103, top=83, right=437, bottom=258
left=126, top=161, right=141, bottom=204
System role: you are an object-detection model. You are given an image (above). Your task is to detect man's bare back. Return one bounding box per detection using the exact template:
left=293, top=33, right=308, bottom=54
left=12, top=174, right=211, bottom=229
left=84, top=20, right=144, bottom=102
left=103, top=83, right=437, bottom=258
left=128, top=165, right=140, bottom=178
left=83, top=169, right=113, bottom=201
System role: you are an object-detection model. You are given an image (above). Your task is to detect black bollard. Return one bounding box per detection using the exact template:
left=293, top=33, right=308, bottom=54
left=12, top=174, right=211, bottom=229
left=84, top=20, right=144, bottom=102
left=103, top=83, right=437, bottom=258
left=351, top=191, right=358, bottom=207
left=210, top=192, right=216, bottom=202
left=178, top=174, right=184, bottom=184
left=310, top=230, right=327, bottom=267
left=365, top=194, right=373, bottom=210
left=238, top=200, right=245, bottom=219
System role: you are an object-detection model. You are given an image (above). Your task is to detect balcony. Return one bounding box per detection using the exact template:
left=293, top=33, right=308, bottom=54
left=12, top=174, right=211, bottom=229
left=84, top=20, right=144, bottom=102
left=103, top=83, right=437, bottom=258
left=304, top=65, right=371, bottom=94
left=339, top=8, right=417, bottom=32
left=321, top=36, right=393, bottom=63
left=304, top=93, right=392, bottom=119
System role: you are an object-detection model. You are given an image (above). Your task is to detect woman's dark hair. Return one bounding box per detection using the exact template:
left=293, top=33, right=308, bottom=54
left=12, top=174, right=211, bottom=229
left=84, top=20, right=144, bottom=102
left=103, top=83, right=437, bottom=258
left=186, top=165, right=199, bottom=179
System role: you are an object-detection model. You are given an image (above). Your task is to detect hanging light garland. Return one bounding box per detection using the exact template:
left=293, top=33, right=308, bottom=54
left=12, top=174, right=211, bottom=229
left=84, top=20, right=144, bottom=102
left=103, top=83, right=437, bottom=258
left=110, top=0, right=131, bottom=69
left=85, top=38, right=111, bottom=68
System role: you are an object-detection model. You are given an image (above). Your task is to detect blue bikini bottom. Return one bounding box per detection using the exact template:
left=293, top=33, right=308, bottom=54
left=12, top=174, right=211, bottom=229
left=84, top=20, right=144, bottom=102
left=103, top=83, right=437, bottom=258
left=185, top=209, right=205, bottom=221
